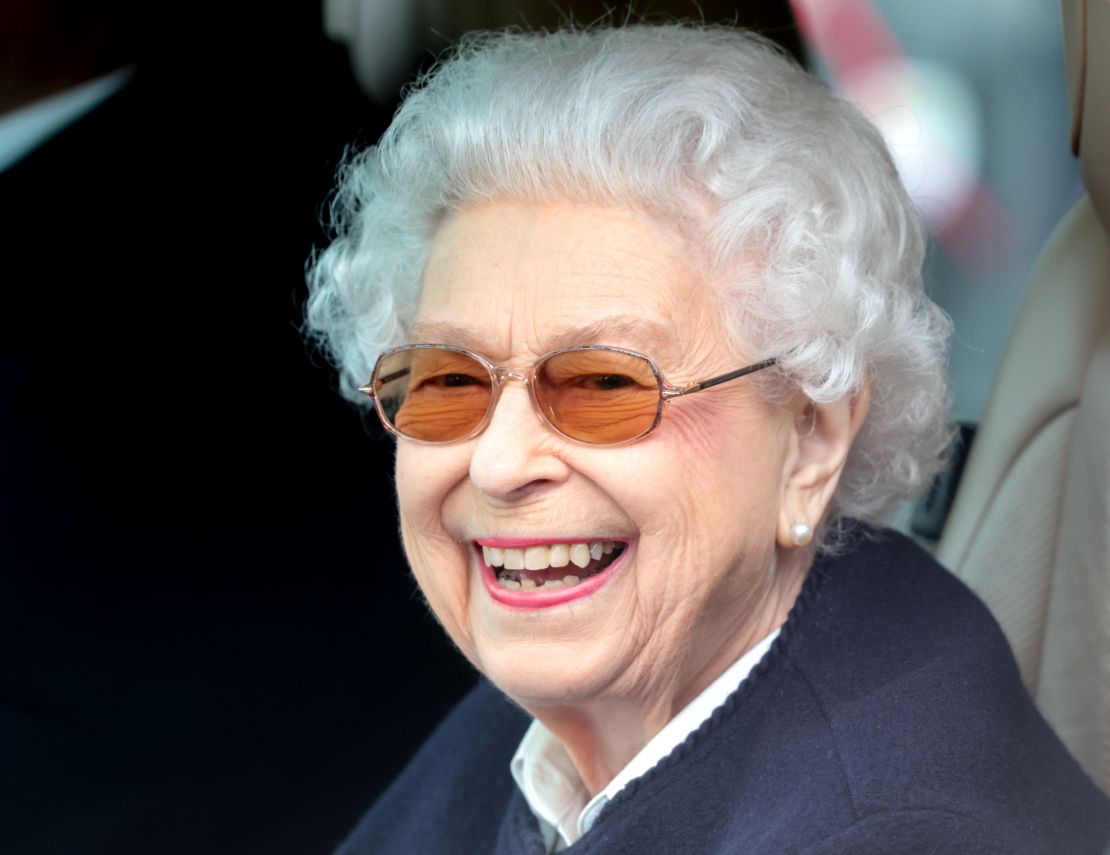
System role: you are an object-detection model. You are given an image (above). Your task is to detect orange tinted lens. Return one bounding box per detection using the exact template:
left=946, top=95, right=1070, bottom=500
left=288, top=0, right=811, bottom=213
left=374, top=348, right=493, bottom=441
left=534, top=349, right=661, bottom=443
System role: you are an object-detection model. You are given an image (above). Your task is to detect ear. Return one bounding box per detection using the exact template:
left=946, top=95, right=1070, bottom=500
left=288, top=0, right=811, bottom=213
left=776, top=382, right=870, bottom=549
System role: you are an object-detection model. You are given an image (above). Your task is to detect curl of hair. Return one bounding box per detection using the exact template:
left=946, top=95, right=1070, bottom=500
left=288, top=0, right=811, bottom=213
left=305, top=24, right=953, bottom=542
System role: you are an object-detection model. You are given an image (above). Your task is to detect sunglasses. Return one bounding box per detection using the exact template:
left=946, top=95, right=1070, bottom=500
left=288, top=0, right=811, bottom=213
left=359, top=344, right=777, bottom=446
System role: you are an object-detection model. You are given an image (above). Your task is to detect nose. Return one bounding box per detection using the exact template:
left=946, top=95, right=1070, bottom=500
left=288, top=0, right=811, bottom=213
left=468, top=380, right=571, bottom=501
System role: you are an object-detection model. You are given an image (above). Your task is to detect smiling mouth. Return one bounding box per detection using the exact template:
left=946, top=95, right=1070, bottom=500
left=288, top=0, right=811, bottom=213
left=481, top=541, right=626, bottom=591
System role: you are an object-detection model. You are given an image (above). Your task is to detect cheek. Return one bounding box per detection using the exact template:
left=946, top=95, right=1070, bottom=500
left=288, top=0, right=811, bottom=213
left=664, top=396, right=788, bottom=500
left=395, top=447, right=477, bottom=658
left=395, top=443, right=472, bottom=532
left=633, top=398, right=788, bottom=565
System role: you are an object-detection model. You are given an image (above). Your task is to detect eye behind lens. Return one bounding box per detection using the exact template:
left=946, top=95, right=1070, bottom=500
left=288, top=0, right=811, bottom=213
left=536, top=349, right=661, bottom=443
left=376, top=346, right=494, bottom=442
left=586, top=373, right=636, bottom=390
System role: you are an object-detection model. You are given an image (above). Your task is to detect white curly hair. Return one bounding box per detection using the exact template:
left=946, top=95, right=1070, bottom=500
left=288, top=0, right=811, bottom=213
left=305, top=23, right=953, bottom=538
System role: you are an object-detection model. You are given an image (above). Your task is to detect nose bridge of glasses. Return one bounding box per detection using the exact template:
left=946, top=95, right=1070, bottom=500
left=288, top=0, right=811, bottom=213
left=494, top=367, right=530, bottom=385
left=480, top=364, right=549, bottom=440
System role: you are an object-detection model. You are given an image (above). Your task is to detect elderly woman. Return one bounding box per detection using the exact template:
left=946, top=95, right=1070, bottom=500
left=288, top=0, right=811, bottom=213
left=307, top=24, right=1110, bottom=854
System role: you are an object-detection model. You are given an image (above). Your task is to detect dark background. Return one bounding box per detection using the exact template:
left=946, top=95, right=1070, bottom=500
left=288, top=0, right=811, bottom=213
left=1, top=4, right=479, bottom=853
left=0, top=3, right=800, bottom=853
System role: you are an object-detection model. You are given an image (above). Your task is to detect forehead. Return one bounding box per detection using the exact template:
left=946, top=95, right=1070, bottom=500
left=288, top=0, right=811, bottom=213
left=412, top=201, right=713, bottom=363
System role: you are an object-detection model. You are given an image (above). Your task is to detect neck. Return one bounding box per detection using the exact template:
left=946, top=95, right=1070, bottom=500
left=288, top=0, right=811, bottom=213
left=524, top=547, right=811, bottom=795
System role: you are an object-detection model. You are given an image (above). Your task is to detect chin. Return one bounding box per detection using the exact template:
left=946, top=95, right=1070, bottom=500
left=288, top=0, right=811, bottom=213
left=471, top=636, right=623, bottom=709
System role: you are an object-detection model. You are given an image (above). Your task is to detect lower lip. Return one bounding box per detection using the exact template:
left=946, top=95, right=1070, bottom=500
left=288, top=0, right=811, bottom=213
left=479, top=545, right=629, bottom=609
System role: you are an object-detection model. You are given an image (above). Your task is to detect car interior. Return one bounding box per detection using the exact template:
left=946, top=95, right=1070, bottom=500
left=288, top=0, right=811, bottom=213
left=935, top=0, right=1110, bottom=796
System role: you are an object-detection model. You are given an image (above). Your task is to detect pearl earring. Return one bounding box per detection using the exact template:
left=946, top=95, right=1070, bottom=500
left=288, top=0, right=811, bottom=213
left=790, top=522, right=813, bottom=546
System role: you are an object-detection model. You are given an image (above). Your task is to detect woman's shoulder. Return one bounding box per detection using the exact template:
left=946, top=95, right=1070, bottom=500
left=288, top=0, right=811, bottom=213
left=787, top=522, right=1039, bottom=743
left=793, top=523, right=1023, bottom=684
left=779, top=523, right=1110, bottom=850
left=335, top=680, right=530, bottom=855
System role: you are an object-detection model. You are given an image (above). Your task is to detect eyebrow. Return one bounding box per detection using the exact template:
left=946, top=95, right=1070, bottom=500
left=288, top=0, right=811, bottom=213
left=407, top=316, right=679, bottom=362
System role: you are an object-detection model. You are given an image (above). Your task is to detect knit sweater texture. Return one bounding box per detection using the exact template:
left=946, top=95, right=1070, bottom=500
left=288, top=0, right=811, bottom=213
left=337, top=527, right=1110, bottom=854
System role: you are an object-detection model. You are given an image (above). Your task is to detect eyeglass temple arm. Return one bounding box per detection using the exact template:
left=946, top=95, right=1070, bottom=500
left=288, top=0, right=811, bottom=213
left=663, top=358, right=778, bottom=398
left=358, top=367, right=411, bottom=395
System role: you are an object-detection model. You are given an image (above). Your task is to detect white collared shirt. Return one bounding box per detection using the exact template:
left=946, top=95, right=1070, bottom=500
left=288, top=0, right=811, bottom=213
left=510, top=628, right=780, bottom=852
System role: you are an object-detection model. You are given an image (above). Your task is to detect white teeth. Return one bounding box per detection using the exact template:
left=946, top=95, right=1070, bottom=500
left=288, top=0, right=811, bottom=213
left=545, top=579, right=564, bottom=590
left=482, top=540, right=623, bottom=574
left=520, top=578, right=537, bottom=591
left=563, top=575, right=580, bottom=585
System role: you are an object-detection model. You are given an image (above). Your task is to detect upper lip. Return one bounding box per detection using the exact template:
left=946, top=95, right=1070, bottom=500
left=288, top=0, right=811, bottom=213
left=474, top=536, right=629, bottom=548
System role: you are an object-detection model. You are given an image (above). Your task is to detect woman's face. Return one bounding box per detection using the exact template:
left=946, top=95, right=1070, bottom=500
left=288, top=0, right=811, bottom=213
left=396, top=200, right=798, bottom=712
